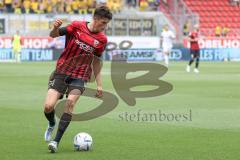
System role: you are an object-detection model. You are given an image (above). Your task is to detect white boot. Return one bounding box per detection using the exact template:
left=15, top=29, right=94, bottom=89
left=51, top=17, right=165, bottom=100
left=186, top=65, right=190, bottom=72
left=44, top=125, right=55, bottom=142
left=164, top=55, right=169, bottom=67
left=17, top=53, right=21, bottom=63
left=48, top=141, right=58, bottom=153
left=194, top=68, right=199, bottom=73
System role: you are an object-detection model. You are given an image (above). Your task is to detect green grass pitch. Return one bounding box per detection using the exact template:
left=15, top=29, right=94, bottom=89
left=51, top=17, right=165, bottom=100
left=0, top=61, right=239, bottom=160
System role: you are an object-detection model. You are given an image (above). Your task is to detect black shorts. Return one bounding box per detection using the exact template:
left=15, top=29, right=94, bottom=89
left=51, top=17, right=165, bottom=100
left=48, top=71, right=85, bottom=99
left=190, top=49, right=200, bottom=58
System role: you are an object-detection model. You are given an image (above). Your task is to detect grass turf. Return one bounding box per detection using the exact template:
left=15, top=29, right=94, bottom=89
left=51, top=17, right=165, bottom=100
left=0, top=61, right=239, bottom=160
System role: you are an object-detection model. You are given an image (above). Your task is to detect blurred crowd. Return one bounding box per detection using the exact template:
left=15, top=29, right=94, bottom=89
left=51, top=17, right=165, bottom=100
left=214, top=24, right=230, bottom=37
left=0, top=0, right=161, bottom=14
left=182, top=20, right=234, bottom=38
left=127, top=0, right=160, bottom=11
left=0, top=0, right=122, bottom=14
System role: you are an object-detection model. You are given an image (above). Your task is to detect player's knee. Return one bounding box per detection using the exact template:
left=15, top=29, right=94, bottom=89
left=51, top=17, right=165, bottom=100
left=44, top=103, right=54, bottom=113
left=66, top=99, right=75, bottom=107
left=64, top=100, right=75, bottom=113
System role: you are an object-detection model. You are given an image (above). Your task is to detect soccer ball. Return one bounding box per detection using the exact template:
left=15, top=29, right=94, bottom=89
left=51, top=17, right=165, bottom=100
left=73, top=132, right=93, bottom=151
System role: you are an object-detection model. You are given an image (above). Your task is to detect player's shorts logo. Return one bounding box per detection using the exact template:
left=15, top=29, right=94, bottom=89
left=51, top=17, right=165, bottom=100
left=49, top=79, right=55, bottom=87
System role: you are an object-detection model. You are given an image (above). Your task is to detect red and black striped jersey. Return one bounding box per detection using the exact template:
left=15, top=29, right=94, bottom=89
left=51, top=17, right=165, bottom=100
left=189, top=31, right=200, bottom=50
left=56, top=21, right=107, bottom=81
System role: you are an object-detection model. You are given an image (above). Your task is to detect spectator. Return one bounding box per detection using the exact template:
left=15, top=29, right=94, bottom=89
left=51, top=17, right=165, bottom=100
left=78, top=0, right=88, bottom=14
left=222, top=25, right=230, bottom=37
left=107, top=0, right=121, bottom=13
left=183, top=20, right=190, bottom=36
left=139, top=0, right=149, bottom=11
left=230, top=0, right=240, bottom=6
left=87, top=0, right=96, bottom=14
left=0, top=0, right=4, bottom=13
left=45, top=0, right=53, bottom=13
left=235, top=0, right=238, bottom=4
left=148, top=0, right=160, bottom=11
left=127, top=0, right=136, bottom=8
left=12, top=0, right=21, bottom=14
left=23, top=0, right=31, bottom=13
left=51, top=0, right=58, bottom=13
left=65, top=0, right=73, bottom=14
left=215, top=25, right=221, bottom=37
left=72, top=0, right=79, bottom=14
left=56, top=0, right=64, bottom=14
left=5, top=0, right=13, bottom=12
left=38, top=0, right=45, bottom=13
left=31, top=0, right=39, bottom=13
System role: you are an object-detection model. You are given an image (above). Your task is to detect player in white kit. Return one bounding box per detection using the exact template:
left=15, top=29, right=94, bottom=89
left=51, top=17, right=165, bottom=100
left=160, top=25, right=175, bottom=67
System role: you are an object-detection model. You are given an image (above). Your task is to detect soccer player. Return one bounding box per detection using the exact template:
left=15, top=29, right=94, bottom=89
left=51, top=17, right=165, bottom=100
left=12, top=30, right=22, bottom=63
left=43, top=6, right=112, bottom=153
left=160, top=25, right=175, bottom=67
left=186, top=24, right=200, bottom=73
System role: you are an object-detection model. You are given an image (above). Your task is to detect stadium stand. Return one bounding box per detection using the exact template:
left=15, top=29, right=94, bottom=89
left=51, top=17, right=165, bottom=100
left=0, top=0, right=123, bottom=14
left=184, top=0, right=240, bottom=37
left=0, top=0, right=162, bottom=13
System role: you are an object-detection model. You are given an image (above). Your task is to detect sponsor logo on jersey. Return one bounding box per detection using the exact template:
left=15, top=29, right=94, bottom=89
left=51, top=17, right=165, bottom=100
left=94, top=40, right=99, bottom=47
left=75, top=39, right=95, bottom=54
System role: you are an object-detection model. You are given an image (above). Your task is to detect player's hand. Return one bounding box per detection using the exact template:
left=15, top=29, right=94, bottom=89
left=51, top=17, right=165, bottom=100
left=53, top=19, right=63, bottom=29
left=95, top=87, right=103, bottom=98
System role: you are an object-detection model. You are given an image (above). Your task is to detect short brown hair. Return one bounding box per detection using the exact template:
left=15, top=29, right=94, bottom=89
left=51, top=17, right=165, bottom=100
left=93, top=6, right=112, bottom=20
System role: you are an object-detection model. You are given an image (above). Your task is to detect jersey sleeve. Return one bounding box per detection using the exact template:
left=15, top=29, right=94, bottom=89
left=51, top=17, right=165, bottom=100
left=59, top=27, right=67, bottom=36
left=95, top=37, right=107, bottom=57
left=65, top=21, right=81, bottom=35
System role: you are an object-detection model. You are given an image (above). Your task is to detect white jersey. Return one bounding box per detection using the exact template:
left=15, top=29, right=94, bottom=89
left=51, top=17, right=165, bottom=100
left=161, top=30, right=175, bottom=47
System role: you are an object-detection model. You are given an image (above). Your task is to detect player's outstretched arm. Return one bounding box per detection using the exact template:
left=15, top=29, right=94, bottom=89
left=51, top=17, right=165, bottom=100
left=50, top=19, right=63, bottom=38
